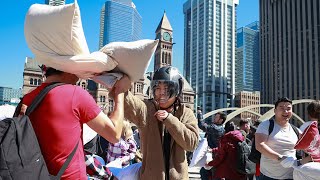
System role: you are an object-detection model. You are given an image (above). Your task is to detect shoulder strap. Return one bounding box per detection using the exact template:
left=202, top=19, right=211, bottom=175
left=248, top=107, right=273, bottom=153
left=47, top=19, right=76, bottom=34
left=268, top=119, right=299, bottom=138
left=290, top=124, right=300, bottom=138
left=268, top=119, right=274, bottom=135
left=25, top=82, right=65, bottom=116
left=53, top=141, right=79, bottom=179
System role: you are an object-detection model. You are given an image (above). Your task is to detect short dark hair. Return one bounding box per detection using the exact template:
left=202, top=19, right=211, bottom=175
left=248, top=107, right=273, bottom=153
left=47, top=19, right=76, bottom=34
left=307, top=100, right=320, bottom=121
left=216, top=112, right=227, bottom=124
left=224, top=121, right=236, bottom=133
left=239, top=119, right=249, bottom=127
left=275, top=97, right=292, bottom=108
left=44, top=67, right=63, bottom=78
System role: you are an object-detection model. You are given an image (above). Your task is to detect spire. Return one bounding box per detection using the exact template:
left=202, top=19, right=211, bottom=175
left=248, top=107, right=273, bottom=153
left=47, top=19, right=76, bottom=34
left=155, top=11, right=173, bottom=32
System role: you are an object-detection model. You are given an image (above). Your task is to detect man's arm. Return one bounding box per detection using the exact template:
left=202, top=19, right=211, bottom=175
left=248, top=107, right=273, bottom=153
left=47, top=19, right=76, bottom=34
left=87, top=93, right=124, bottom=144
left=255, top=133, right=282, bottom=161
left=198, top=120, right=209, bottom=132
left=113, top=75, right=146, bottom=127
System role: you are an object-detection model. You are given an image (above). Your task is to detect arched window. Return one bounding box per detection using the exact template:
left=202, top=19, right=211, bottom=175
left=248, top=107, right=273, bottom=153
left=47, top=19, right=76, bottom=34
left=38, top=79, right=42, bottom=85
left=162, top=52, right=165, bottom=63
left=102, top=96, right=106, bottom=102
left=30, top=78, right=34, bottom=85
left=168, top=53, right=171, bottom=64
left=109, top=99, right=114, bottom=112
left=165, top=52, right=168, bottom=64
left=100, top=96, right=103, bottom=102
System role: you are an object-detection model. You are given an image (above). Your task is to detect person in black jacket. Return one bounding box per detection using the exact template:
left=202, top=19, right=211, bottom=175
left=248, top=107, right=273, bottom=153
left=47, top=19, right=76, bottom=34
left=198, top=112, right=226, bottom=180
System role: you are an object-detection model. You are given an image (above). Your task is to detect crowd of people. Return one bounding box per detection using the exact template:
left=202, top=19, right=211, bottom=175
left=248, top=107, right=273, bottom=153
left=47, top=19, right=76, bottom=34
left=4, top=1, right=317, bottom=180
left=1, top=65, right=320, bottom=180
left=196, top=98, right=320, bottom=180
left=11, top=65, right=199, bottom=180
left=1, top=65, right=319, bottom=180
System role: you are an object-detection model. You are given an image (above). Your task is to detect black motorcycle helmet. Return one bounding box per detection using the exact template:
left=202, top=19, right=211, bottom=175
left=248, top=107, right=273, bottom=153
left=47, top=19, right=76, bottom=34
left=151, top=66, right=183, bottom=100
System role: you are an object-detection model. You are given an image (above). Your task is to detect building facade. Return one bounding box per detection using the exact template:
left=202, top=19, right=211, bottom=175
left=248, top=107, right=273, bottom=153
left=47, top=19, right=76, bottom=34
left=154, top=12, right=173, bottom=71
left=45, top=0, right=65, bottom=6
left=260, top=0, right=320, bottom=117
left=234, top=91, right=260, bottom=120
left=236, top=21, right=260, bottom=92
left=23, top=57, right=43, bottom=95
left=98, top=0, right=144, bottom=110
left=0, top=87, right=22, bottom=105
left=99, top=0, right=142, bottom=49
left=183, top=0, right=239, bottom=113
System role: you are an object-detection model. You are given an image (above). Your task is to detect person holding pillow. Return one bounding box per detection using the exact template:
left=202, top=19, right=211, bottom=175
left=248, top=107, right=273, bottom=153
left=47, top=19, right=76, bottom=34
left=114, top=66, right=199, bottom=180
left=21, top=67, right=126, bottom=179
left=286, top=100, right=320, bottom=180
left=294, top=100, right=320, bottom=164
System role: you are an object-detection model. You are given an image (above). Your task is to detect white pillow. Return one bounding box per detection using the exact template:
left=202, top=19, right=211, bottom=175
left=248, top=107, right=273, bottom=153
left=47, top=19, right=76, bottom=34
left=293, top=162, right=320, bottom=180
left=24, top=2, right=117, bottom=78
left=189, top=138, right=208, bottom=167
left=0, top=105, right=16, bottom=121
left=99, top=39, right=159, bottom=82
left=36, top=52, right=118, bottom=79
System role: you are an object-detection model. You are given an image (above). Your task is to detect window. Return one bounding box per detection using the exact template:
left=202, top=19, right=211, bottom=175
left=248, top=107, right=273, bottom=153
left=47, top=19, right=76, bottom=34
left=81, top=82, right=86, bottom=89
left=108, top=99, right=114, bottom=112
left=30, top=78, right=33, bottom=85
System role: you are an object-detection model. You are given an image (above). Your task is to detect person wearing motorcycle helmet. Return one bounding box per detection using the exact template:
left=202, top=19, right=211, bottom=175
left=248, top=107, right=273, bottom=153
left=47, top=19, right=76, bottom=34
left=151, top=66, right=183, bottom=114
left=113, top=66, right=199, bottom=180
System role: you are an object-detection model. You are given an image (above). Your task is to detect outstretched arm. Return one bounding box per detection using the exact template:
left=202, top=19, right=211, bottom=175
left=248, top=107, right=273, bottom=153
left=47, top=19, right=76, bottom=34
left=87, top=92, right=124, bottom=144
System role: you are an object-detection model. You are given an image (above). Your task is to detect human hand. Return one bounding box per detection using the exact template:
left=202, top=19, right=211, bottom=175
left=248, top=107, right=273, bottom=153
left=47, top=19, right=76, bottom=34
left=113, top=74, right=132, bottom=94
left=280, top=156, right=297, bottom=168
left=154, top=110, right=169, bottom=122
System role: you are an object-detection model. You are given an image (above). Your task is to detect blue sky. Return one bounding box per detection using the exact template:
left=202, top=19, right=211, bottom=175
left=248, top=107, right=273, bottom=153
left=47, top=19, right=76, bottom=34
left=0, top=0, right=258, bottom=88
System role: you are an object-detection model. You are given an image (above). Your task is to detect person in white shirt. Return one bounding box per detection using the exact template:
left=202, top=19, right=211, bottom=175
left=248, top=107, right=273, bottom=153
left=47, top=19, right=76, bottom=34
left=255, top=97, right=300, bottom=180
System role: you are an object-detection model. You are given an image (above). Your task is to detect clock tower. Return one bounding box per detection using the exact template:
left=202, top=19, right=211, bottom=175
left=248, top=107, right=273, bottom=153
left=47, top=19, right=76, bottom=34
left=154, top=11, right=173, bottom=71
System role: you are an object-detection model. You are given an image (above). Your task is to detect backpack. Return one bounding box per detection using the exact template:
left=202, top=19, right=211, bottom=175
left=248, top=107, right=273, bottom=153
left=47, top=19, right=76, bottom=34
left=235, top=140, right=256, bottom=175
left=0, top=83, right=78, bottom=180
left=248, top=119, right=300, bottom=163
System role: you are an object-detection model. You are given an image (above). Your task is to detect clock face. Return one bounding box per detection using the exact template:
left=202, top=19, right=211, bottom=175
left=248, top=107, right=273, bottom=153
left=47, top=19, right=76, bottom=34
left=163, top=32, right=171, bottom=41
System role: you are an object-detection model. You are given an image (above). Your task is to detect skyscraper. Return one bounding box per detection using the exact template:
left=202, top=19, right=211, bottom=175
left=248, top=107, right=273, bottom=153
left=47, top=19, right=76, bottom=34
left=98, top=0, right=143, bottom=110
left=236, top=21, right=260, bottom=92
left=183, top=0, right=239, bottom=113
left=45, top=0, right=65, bottom=6
left=99, top=0, right=142, bottom=48
left=260, top=0, right=320, bottom=118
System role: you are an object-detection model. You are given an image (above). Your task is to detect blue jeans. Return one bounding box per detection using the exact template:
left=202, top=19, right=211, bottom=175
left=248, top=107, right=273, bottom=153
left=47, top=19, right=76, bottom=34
left=260, top=173, right=293, bottom=180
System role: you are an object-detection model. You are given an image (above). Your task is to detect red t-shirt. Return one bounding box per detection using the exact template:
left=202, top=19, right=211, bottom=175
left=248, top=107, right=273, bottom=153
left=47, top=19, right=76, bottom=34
left=23, top=83, right=101, bottom=180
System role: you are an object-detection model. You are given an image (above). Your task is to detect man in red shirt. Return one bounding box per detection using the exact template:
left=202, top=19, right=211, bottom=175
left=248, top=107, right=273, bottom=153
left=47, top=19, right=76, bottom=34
left=22, top=67, right=128, bottom=179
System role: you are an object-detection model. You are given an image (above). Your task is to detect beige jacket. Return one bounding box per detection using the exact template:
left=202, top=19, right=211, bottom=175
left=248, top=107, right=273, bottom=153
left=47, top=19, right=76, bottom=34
left=124, top=92, right=199, bottom=180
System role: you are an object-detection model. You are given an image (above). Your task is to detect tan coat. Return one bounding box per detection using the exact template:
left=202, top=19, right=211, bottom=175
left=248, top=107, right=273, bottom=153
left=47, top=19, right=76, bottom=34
left=124, top=92, right=199, bottom=180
